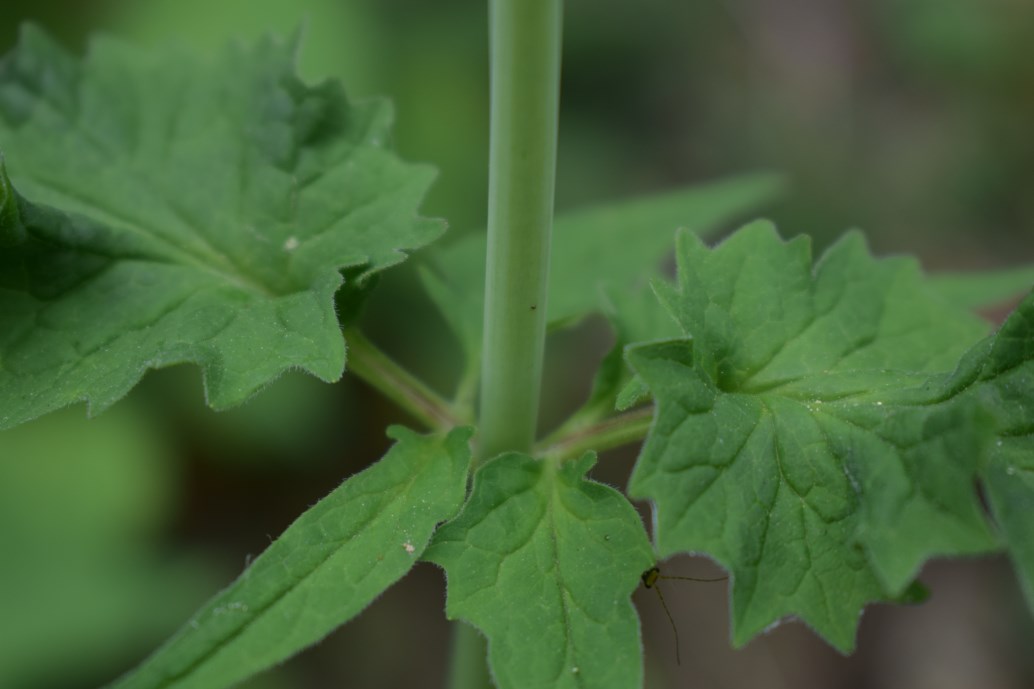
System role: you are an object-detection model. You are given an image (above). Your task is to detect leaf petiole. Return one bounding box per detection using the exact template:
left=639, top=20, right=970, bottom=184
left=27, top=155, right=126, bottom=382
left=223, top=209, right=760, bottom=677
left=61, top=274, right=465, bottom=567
left=536, top=405, right=654, bottom=462
left=343, top=327, right=465, bottom=430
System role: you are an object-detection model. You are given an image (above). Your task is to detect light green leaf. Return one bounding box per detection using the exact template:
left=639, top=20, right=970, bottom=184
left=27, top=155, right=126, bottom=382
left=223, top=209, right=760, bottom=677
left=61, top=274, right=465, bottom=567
left=419, top=173, right=783, bottom=388
left=969, top=291, right=1034, bottom=610
left=0, top=27, right=442, bottom=429
left=627, top=223, right=999, bottom=651
left=424, top=452, right=654, bottom=689
left=109, top=426, right=472, bottom=689
left=930, top=266, right=1034, bottom=310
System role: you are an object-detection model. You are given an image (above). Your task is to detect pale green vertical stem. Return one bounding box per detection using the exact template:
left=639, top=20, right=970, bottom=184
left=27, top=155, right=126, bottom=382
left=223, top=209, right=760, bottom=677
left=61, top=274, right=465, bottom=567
left=446, top=2, right=563, bottom=688
left=446, top=623, right=491, bottom=689
left=477, top=0, right=563, bottom=461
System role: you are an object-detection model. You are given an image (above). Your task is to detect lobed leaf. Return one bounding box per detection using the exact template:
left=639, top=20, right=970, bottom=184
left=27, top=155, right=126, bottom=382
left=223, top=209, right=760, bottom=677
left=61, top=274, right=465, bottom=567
left=627, top=223, right=1000, bottom=651
left=0, top=27, right=442, bottom=429
left=423, top=452, right=654, bottom=689
left=108, top=426, right=473, bottom=689
left=967, top=292, right=1034, bottom=610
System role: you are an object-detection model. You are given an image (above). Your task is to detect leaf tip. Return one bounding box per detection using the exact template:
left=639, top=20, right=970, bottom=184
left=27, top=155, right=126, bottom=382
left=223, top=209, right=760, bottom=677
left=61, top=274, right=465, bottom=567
left=734, top=217, right=783, bottom=245
left=672, top=225, right=708, bottom=259
left=384, top=424, right=417, bottom=443
left=563, top=450, right=598, bottom=479
left=446, top=425, right=476, bottom=443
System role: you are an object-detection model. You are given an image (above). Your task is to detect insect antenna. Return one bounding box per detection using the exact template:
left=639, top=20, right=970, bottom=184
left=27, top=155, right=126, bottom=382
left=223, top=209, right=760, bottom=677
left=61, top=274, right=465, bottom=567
left=657, top=573, right=727, bottom=583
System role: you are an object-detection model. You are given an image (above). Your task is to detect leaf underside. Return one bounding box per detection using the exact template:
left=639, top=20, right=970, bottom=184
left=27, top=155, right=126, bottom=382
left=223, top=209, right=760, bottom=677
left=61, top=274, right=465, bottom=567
left=0, top=27, right=442, bottom=429
left=628, top=223, right=1003, bottom=651
left=109, top=426, right=472, bottom=689
left=424, top=452, right=654, bottom=689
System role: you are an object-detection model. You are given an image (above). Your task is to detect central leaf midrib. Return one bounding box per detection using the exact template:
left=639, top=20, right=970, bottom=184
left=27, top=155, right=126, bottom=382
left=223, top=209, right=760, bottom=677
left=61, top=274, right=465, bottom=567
left=22, top=170, right=277, bottom=297
left=546, top=474, right=586, bottom=689
left=2, top=82, right=281, bottom=299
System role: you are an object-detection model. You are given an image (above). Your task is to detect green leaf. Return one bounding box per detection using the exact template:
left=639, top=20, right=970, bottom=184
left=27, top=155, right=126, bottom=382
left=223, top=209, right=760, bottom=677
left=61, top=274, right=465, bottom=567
left=929, top=266, right=1034, bottom=310
left=109, top=426, right=473, bottom=689
left=626, top=223, right=999, bottom=651
left=419, top=173, right=783, bottom=389
left=424, top=452, right=654, bottom=689
left=0, top=27, right=442, bottom=429
left=0, top=155, right=25, bottom=246
left=969, top=292, right=1034, bottom=610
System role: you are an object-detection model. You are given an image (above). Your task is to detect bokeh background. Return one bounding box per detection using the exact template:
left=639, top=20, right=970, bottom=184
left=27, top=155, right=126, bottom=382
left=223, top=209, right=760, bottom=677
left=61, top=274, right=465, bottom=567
left=1, top=1, right=1033, bottom=688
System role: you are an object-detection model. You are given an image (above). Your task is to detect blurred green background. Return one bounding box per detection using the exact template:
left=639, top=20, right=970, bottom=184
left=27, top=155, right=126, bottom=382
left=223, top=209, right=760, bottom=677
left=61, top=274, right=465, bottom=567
left=1, top=1, right=1032, bottom=688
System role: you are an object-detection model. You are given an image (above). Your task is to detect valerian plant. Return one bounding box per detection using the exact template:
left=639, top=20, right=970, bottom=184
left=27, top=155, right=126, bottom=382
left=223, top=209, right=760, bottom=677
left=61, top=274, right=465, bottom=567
left=1, top=2, right=1032, bottom=688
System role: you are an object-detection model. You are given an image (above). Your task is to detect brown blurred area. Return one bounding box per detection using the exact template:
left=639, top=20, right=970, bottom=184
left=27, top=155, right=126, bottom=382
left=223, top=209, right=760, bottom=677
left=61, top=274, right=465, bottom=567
left=0, top=1, right=1032, bottom=688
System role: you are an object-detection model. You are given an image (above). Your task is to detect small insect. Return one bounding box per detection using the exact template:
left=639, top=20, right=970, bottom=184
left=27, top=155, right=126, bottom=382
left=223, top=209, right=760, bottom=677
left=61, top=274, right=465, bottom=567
left=641, top=565, right=727, bottom=666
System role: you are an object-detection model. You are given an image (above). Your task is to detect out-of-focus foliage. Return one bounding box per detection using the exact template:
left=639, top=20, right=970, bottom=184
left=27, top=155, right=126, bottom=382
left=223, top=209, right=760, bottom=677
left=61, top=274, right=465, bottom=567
left=0, top=406, right=213, bottom=689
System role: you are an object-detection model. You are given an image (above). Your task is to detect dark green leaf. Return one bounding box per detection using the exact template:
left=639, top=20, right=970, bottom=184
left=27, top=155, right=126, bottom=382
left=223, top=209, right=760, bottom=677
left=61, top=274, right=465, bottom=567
left=627, top=223, right=999, bottom=651
left=0, top=27, right=442, bottom=429
left=424, top=452, right=654, bottom=689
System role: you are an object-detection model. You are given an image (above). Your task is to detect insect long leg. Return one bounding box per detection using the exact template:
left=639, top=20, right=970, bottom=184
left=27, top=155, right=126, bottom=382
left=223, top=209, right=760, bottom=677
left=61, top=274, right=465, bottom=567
left=653, top=584, right=682, bottom=665
left=658, top=573, right=727, bottom=583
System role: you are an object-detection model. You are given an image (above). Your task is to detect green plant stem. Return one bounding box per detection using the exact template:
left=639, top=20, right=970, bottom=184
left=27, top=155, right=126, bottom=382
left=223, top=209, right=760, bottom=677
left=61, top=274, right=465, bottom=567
left=536, top=406, right=654, bottom=462
left=477, top=0, right=563, bottom=461
left=446, top=623, right=491, bottom=689
left=343, top=327, right=462, bottom=430
left=445, top=1, right=564, bottom=687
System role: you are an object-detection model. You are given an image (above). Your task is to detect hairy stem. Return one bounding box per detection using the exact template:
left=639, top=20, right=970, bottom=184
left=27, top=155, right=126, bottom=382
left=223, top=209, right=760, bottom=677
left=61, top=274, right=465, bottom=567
left=344, top=327, right=463, bottom=430
left=537, top=406, right=654, bottom=461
